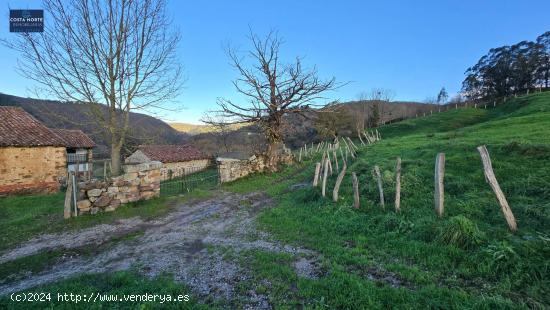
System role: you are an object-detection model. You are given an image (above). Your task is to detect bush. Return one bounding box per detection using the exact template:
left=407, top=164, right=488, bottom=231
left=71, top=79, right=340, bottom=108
left=437, top=215, right=484, bottom=249
left=380, top=214, right=415, bottom=234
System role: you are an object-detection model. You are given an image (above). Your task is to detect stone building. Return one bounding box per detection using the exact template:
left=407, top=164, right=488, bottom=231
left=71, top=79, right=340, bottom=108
left=52, top=129, right=95, bottom=176
left=0, top=107, right=68, bottom=195
left=125, top=144, right=211, bottom=178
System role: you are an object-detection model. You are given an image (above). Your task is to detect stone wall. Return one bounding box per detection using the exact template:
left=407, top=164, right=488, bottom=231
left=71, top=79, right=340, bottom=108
left=162, top=159, right=211, bottom=177
left=74, top=161, right=161, bottom=215
left=0, top=146, right=67, bottom=196
left=217, top=147, right=294, bottom=183
left=217, top=155, right=268, bottom=183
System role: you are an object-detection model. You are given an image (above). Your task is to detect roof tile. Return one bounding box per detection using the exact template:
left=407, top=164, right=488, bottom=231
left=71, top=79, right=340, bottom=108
left=0, top=106, right=66, bottom=147
left=138, top=144, right=209, bottom=163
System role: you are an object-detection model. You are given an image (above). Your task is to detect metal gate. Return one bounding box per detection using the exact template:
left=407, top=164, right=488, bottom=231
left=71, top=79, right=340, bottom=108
left=160, top=163, right=220, bottom=196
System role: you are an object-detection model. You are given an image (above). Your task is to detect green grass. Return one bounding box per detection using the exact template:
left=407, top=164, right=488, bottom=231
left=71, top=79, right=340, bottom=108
left=222, top=92, right=550, bottom=308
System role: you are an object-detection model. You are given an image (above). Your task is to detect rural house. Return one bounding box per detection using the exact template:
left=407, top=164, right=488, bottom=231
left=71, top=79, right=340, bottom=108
left=125, top=144, right=211, bottom=178
left=0, top=107, right=97, bottom=196
left=0, top=106, right=68, bottom=195
left=51, top=129, right=96, bottom=176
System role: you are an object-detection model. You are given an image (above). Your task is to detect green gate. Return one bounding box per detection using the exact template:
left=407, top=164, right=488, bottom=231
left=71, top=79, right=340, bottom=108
left=160, top=163, right=220, bottom=196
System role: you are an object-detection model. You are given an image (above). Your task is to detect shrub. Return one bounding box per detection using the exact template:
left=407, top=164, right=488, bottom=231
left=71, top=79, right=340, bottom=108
left=381, top=214, right=415, bottom=234
left=437, top=215, right=484, bottom=249
left=483, top=240, right=520, bottom=275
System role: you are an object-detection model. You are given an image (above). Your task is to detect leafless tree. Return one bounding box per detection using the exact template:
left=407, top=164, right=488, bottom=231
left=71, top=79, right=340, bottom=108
left=314, top=102, right=353, bottom=139
left=3, top=0, right=182, bottom=175
left=354, top=91, right=370, bottom=138
left=206, top=30, right=340, bottom=171
left=364, top=88, right=395, bottom=127
left=201, top=114, right=232, bottom=153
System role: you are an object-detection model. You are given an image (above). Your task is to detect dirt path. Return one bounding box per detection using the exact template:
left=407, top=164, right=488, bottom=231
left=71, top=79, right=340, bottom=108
left=0, top=191, right=319, bottom=308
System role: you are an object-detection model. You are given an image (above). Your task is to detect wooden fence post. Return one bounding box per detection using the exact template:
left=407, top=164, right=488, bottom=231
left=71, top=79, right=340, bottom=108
left=64, top=174, right=73, bottom=219
left=299, top=147, right=302, bottom=162
left=71, top=172, right=78, bottom=217
left=313, top=162, right=321, bottom=187
left=332, top=163, right=347, bottom=202
left=374, top=165, right=385, bottom=208
left=477, top=145, right=517, bottom=232
left=75, top=158, right=80, bottom=181
left=434, top=153, right=445, bottom=217
left=322, top=158, right=329, bottom=197
left=352, top=172, right=360, bottom=209
left=395, top=157, right=401, bottom=213
left=327, top=154, right=333, bottom=175
left=333, top=151, right=339, bottom=172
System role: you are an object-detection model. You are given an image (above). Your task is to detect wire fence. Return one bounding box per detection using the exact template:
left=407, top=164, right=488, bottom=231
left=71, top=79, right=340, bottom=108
left=92, top=158, right=112, bottom=181
left=160, top=164, right=220, bottom=196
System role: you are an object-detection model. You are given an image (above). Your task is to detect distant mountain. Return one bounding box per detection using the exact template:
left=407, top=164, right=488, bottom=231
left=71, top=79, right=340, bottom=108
left=169, top=122, right=246, bottom=135
left=0, top=93, right=186, bottom=157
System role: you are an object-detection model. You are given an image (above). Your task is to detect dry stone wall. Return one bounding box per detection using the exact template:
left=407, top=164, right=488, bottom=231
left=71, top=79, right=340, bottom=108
left=75, top=161, right=161, bottom=215
left=217, top=152, right=293, bottom=183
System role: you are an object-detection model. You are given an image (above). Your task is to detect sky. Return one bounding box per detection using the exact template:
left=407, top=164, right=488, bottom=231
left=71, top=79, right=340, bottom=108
left=1, top=0, right=549, bottom=124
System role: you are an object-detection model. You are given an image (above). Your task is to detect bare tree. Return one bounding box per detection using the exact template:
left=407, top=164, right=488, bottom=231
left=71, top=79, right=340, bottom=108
left=3, top=0, right=182, bottom=175
left=201, top=114, right=232, bottom=154
left=367, top=88, right=395, bottom=127
left=354, top=92, right=369, bottom=138
left=314, top=102, right=353, bottom=139
left=207, top=31, right=340, bottom=171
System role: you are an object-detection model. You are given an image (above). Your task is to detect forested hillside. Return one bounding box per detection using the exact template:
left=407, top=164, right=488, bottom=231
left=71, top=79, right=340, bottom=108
left=0, top=93, right=186, bottom=157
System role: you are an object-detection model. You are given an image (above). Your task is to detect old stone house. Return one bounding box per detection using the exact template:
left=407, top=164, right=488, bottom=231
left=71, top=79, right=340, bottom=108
left=125, top=144, right=211, bottom=178
left=0, top=107, right=97, bottom=196
left=51, top=129, right=95, bottom=176
left=0, top=106, right=68, bottom=195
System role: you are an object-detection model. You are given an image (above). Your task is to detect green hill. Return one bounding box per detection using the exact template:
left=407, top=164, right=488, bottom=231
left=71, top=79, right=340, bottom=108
left=223, top=92, right=550, bottom=308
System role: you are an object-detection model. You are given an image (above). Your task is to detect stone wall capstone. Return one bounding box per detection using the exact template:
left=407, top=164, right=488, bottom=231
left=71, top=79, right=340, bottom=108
left=75, top=161, right=161, bottom=215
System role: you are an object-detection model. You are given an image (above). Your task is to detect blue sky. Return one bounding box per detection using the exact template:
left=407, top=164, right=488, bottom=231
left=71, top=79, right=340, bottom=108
left=1, top=0, right=549, bottom=124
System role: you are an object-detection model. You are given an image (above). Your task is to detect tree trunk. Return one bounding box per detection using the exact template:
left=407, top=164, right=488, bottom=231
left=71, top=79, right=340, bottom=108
left=111, top=144, right=122, bottom=176
left=266, top=140, right=282, bottom=172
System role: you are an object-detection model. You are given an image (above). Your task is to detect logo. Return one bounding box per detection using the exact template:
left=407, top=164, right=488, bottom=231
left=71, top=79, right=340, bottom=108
left=9, top=10, right=44, bottom=32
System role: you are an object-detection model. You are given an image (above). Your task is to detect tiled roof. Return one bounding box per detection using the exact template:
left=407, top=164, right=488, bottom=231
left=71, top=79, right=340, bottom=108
left=0, top=106, right=66, bottom=147
left=137, top=144, right=209, bottom=163
left=51, top=129, right=95, bottom=148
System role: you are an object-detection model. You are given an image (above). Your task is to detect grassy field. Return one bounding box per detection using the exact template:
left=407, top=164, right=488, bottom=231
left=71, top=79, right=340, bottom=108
left=1, top=92, right=549, bottom=308
left=222, top=92, right=550, bottom=308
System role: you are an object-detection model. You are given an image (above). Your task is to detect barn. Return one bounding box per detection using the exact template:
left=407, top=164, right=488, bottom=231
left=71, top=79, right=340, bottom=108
left=0, top=107, right=68, bottom=195
left=125, top=144, right=211, bottom=178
